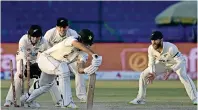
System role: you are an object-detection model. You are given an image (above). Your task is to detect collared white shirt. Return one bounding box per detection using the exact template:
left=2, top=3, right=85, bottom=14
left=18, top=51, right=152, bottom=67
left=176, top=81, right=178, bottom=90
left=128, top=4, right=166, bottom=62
left=148, top=42, right=185, bottom=73
left=44, top=27, right=78, bottom=47
left=17, top=34, right=49, bottom=64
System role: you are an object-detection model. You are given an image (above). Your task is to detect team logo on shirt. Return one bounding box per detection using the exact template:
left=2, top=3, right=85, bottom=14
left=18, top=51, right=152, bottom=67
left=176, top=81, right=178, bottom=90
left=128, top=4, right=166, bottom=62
left=163, top=54, right=168, bottom=57
left=154, top=55, right=157, bottom=59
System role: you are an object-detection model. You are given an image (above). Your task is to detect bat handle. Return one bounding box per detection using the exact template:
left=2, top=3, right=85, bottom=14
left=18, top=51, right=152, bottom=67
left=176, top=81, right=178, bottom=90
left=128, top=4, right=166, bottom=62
left=94, top=54, right=98, bottom=58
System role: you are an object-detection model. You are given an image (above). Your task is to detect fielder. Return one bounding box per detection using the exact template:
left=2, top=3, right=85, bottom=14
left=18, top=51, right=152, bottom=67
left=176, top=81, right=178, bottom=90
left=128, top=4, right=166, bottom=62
left=129, top=31, right=197, bottom=105
left=44, top=17, right=88, bottom=104
left=20, top=29, right=102, bottom=109
left=4, top=25, right=50, bottom=107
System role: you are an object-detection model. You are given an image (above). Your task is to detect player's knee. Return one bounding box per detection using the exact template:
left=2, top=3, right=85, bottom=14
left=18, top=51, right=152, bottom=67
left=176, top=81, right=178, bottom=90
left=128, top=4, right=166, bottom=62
left=176, top=68, right=187, bottom=78
left=178, top=73, right=188, bottom=82
left=58, top=72, right=70, bottom=78
left=41, top=83, right=54, bottom=93
left=140, top=69, right=149, bottom=79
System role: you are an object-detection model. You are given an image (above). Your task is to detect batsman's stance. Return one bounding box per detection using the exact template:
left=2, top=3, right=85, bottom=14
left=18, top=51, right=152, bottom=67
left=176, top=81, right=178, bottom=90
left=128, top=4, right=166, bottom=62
left=4, top=25, right=49, bottom=107
left=44, top=17, right=88, bottom=104
left=20, top=29, right=102, bottom=109
left=129, top=31, right=197, bottom=105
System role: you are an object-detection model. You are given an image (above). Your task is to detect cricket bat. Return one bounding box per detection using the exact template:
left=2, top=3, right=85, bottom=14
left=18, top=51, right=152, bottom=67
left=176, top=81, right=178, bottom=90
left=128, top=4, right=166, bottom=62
left=86, top=73, right=96, bottom=110
left=86, top=55, right=102, bottom=110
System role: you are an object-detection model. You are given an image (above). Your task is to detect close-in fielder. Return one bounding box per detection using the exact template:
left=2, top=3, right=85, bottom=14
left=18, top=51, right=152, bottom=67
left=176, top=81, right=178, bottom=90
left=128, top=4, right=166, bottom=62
left=44, top=17, right=88, bottom=104
left=4, top=25, right=49, bottom=107
left=20, top=29, right=102, bottom=109
left=129, top=31, right=197, bottom=105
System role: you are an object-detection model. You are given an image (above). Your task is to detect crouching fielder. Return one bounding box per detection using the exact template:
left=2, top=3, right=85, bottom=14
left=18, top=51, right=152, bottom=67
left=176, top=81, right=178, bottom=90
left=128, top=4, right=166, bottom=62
left=20, top=29, right=102, bottom=109
left=129, top=31, right=197, bottom=105
left=4, top=25, right=49, bottom=107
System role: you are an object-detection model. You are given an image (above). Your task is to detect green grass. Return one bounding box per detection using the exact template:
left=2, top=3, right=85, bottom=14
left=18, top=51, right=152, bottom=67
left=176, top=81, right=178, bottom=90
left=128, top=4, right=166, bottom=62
left=1, top=80, right=197, bottom=110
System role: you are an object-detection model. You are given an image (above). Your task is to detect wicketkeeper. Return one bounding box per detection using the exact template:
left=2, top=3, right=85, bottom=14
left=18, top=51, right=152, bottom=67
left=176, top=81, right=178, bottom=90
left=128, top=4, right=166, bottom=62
left=4, top=25, right=49, bottom=107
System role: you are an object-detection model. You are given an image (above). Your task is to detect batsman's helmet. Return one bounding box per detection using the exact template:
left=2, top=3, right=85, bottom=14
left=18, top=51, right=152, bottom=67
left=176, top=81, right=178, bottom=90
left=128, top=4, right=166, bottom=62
left=28, top=25, right=42, bottom=37
left=78, top=29, right=94, bottom=46
left=150, top=31, right=163, bottom=40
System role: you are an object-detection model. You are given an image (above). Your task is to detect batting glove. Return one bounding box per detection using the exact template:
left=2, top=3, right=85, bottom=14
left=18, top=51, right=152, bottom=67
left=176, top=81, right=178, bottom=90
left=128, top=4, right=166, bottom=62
left=84, top=65, right=98, bottom=75
left=91, top=54, right=102, bottom=67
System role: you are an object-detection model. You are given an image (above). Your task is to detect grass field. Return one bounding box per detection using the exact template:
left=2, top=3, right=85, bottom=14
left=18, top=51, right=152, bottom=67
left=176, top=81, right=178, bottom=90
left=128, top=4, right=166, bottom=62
left=1, top=80, right=197, bottom=110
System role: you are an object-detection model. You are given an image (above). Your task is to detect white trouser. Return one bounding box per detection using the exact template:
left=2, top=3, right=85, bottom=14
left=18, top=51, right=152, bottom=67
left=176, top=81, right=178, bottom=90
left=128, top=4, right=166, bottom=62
left=25, top=72, right=56, bottom=103
left=50, top=59, right=87, bottom=103
left=137, top=62, right=197, bottom=102
left=27, top=53, right=73, bottom=106
left=49, top=80, right=62, bottom=104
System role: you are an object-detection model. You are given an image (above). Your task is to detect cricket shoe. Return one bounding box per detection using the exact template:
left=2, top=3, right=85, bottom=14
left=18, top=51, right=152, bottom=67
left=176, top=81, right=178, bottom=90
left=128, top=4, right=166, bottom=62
left=193, top=99, right=197, bottom=105
left=4, top=100, right=20, bottom=107
left=61, top=102, right=79, bottom=109
left=20, top=93, right=29, bottom=104
left=129, top=98, right=146, bottom=104
left=4, top=100, right=12, bottom=107
left=27, top=101, right=40, bottom=108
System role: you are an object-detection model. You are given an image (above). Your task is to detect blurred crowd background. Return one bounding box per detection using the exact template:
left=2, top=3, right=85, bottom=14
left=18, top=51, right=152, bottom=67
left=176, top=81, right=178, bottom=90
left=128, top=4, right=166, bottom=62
left=2, top=1, right=197, bottom=43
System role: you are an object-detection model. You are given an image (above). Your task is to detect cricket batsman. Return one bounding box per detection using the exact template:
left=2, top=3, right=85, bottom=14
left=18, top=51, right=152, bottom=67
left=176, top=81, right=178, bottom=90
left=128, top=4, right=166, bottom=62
left=4, top=25, right=50, bottom=107
left=129, top=31, right=197, bottom=105
left=44, top=17, right=88, bottom=104
left=20, top=29, right=102, bottom=108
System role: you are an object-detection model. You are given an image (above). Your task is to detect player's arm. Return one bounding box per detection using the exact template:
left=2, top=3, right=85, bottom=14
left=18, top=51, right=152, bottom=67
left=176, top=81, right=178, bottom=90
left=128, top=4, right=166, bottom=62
left=169, top=44, right=185, bottom=72
left=77, top=52, right=89, bottom=74
left=77, top=60, right=87, bottom=74
left=17, top=36, right=29, bottom=79
left=71, top=40, right=102, bottom=75
left=17, top=36, right=28, bottom=63
left=148, top=46, right=155, bottom=74
left=77, top=53, right=102, bottom=75
left=146, top=46, right=156, bottom=84
left=37, top=38, right=50, bottom=58
left=72, top=40, right=95, bottom=56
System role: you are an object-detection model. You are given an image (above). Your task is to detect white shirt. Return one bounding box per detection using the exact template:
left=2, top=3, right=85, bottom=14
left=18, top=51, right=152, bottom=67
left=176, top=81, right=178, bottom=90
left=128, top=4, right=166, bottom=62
left=44, top=36, right=88, bottom=63
left=17, top=34, right=49, bottom=64
left=148, top=42, right=185, bottom=73
left=44, top=27, right=78, bottom=47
